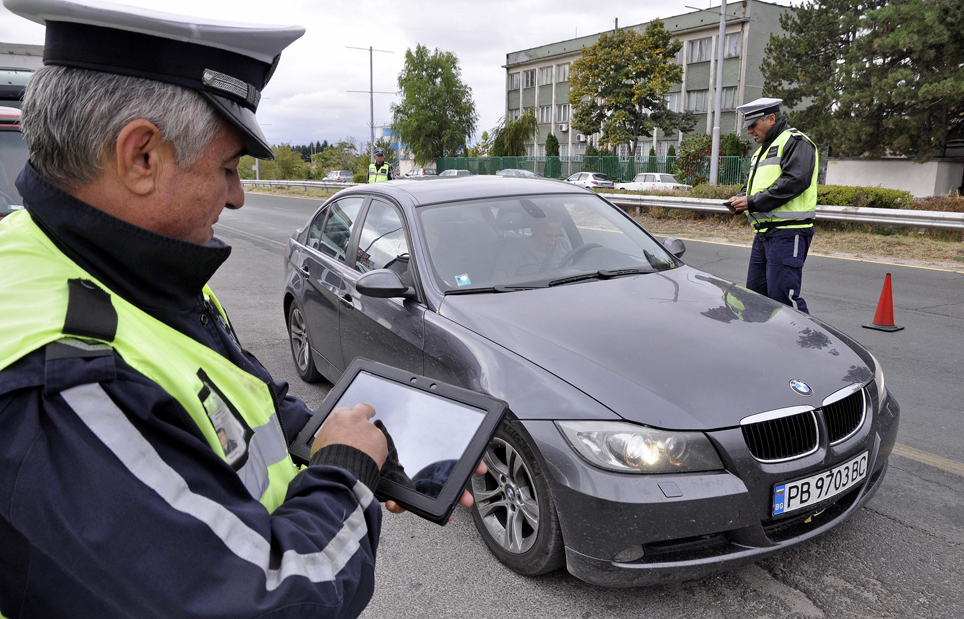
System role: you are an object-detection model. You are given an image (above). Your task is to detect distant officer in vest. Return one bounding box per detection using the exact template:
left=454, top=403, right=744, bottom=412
left=726, top=97, right=818, bottom=314
left=368, top=147, right=393, bottom=182
left=0, top=1, right=472, bottom=616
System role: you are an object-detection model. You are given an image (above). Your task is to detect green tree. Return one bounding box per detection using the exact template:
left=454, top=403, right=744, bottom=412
left=544, top=133, right=560, bottom=157
left=647, top=146, right=657, bottom=172
left=272, top=144, right=307, bottom=179
left=392, top=44, right=479, bottom=165
left=724, top=133, right=748, bottom=157
left=312, top=137, right=358, bottom=173
left=673, top=133, right=713, bottom=186
left=491, top=132, right=506, bottom=157
left=469, top=131, right=493, bottom=157
left=493, top=110, right=539, bottom=157
left=762, top=0, right=963, bottom=161
left=667, top=144, right=676, bottom=157
left=569, top=22, right=696, bottom=156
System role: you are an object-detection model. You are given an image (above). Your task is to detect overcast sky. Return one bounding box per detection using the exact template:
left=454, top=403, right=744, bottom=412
left=1, top=0, right=796, bottom=149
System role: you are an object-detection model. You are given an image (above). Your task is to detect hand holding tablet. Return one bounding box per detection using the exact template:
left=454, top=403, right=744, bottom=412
left=291, top=359, right=507, bottom=525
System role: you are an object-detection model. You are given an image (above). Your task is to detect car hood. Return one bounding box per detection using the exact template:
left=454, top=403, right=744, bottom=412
left=439, top=266, right=872, bottom=430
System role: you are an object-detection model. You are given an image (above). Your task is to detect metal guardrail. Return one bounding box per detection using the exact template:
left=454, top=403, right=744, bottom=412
left=240, top=181, right=963, bottom=231
left=242, top=179, right=358, bottom=190
left=601, top=194, right=964, bottom=231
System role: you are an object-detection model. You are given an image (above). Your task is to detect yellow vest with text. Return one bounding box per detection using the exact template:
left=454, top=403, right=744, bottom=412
left=745, top=128, right=818, bottom=233
left=0, top=210, right=298, bottom=513
left=368, top=162, right=390, bottom=183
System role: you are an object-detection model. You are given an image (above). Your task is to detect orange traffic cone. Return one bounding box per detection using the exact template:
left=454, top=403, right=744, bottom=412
left=862, top=273, right=904, bottom=332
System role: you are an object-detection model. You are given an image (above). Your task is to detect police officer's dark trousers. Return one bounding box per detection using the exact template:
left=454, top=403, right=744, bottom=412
left=746, top=227, right=812, bottom=314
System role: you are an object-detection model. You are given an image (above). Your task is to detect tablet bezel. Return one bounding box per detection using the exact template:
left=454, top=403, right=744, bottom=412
left=290, top=358, right=507, bottom=525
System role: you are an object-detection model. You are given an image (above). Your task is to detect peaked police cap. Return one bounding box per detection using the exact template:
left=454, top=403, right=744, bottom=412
left=737, top=97, right=783, bottom=130
left=3, top=0, right=305, bottom=159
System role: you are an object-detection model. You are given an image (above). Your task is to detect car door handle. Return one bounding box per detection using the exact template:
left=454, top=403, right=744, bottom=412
left=299, top=265, right=310, bottom=276
left=339, top=293, right=353, bottom=308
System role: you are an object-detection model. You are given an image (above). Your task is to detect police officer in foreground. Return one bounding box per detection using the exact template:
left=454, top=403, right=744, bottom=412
left=0, top=1, right=475, bottom=616
left=368, top=147, right=393, bottom=182
left=726, top=97, right=818, bottom=314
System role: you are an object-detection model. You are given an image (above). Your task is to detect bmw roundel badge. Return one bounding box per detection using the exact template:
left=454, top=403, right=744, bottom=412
left=789, top=380, right=813, bottom=396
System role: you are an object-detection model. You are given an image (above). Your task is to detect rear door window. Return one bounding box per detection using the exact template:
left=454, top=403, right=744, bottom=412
left=315, top=197, right=365, bottom=263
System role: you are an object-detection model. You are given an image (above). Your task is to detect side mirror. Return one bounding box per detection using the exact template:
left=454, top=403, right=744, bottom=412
left=356, top=269, right=412, bottom=299
left=662, top=237, right=686, bottom=258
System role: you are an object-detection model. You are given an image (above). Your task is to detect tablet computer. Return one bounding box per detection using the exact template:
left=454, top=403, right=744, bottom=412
left=290, top=358, right=508, bottom=525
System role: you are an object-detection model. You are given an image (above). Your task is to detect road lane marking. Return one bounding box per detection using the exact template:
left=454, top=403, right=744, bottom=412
left=214, top=223, right=286, bottom=247
left=892, top=443, right=964, bottom=478
left=664, top=236, right=964, bottom=274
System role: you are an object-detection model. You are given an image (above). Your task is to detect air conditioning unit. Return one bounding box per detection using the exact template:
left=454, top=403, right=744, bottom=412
left=576, top=134, right=587, bottom=143
left=558, top=123, right=568, bottom=132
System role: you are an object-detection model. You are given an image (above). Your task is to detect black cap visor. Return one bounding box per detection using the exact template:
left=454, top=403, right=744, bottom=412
left=202, top=92, right=273, bottom=160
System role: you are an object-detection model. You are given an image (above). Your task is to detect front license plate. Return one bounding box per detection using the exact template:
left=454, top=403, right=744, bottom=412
left=772, top=451, right=868, bottom=516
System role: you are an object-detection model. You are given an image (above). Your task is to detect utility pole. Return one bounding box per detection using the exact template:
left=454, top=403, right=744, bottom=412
left=347, top=46, right=394, bottom=162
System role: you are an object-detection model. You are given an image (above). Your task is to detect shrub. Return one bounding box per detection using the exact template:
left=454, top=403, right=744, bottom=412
left=911, top=195, right=964, bottom=213
left=545, top=133, right=560, bottom=157
left=673, top=134, right=713, bottom=186
left=817, top=185, right=912, bottom=210
left=667, top=144, right=676, bottom=157
left=353, top=172, right=368, bottom=184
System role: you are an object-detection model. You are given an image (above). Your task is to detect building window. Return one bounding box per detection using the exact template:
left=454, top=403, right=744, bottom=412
left=722, top=86, right=738, bottom=110
left=672, top=42, right=683, bottom=64
left=523, top=70, right=536, bottom=88
left=556, top=62, right=570, bottom=82
left=556, top=103, right=570, bottom=122
left=560, top=143, right=569, bottom=157
left=540, top=67, right=553, bottom=84
left=508, top=72, right=520, bottom=90
left=508, top=108, right=521, bottom=120
left=662, top=92, right=681, bottom=113
left=689, top=37, right=712, bottom=63
left=724, top=33, right=742, bottom=59
left=617, top=144, right=629, bottom=157
left=539, top=105, right=552, bottom=123
left=687, top=89, right=708, bottom=113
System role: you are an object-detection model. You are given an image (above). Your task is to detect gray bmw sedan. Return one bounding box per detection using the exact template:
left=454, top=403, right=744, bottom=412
left=282, top=176, right=899, bottom=586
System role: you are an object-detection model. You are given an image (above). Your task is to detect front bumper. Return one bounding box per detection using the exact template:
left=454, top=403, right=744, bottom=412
left=518, top=391, right=900, bottom=587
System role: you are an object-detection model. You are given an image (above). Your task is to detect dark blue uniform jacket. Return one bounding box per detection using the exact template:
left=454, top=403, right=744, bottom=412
left=0, top=164, right=381, bottom=618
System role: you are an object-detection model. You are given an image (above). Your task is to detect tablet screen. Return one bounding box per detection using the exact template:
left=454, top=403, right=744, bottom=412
left=319, top=371, right=487, bottom=498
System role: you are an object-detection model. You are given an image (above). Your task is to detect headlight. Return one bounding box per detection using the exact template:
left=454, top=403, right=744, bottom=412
left=870, top=352, right=887, bottom=401
left=556, top=421, right=724, bottom=474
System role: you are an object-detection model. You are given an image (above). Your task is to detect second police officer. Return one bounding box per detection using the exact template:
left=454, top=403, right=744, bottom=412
left=368, top=147, right=394, bottom=182
left=727, top=97, right=819, bottom=314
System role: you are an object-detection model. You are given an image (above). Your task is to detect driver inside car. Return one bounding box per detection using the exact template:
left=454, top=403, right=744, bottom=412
left=493, top=214, right=572, bottom=278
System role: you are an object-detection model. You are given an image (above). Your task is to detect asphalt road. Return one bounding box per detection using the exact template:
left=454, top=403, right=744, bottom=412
left=212, top=192, right=964, bottom=619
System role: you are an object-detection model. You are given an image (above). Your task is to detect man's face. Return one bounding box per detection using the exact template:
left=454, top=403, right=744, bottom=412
left=375, top=154, right=385, bottom=165
left=155, top=125, right=246, bottom=244
left=746, top=114, right=776, bottom=143
left=532, top=220, right=564, bottom=251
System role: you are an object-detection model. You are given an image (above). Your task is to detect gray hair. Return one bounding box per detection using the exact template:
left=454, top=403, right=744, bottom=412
left=21, top=66, right=225, bottom=187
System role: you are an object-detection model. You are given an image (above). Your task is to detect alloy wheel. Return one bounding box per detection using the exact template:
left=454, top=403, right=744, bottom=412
left=288, top=306, right=311, bottom=372
left=473, top=437, right=541, bottom=554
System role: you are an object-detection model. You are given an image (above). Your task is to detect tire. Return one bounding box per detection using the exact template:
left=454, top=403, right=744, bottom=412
left=287, top=302, right=322, bottom=383
left=471, top=423, right=565, bottom=576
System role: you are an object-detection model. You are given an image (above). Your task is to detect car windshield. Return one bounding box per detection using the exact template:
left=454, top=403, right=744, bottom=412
left=418, top=193, right=677, bottom=293
left=0, top=130, right=28, bottom=209
left=660, top=174, right=681, bottom=183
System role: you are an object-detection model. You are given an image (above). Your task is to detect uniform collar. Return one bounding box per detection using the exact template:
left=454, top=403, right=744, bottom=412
left=15, top=162, right=232, bottom=311
left=763, top=116, right=790, bottom=145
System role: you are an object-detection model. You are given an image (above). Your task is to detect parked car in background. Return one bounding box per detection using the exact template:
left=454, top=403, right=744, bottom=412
left=495, top=168, right=541, bottom=178
left=282, top=175, right=898, bottom=587
left=404, top=168, right=439, bottom=178
left=565, top=172, right=614, bottom=189
left=439, top=169, right=471, bottom=177
left=322, top=170, right=355, bottom=182
left=616, top=173, right=692, bottom=192
left=0, top=106, right=26, bottom=219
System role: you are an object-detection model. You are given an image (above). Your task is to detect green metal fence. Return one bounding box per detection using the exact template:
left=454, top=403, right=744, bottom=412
left=436, top=155, right=750, bottom=185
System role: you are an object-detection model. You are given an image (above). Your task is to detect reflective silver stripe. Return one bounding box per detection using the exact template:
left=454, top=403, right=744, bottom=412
left=756, top=156, right=782, bottom=168
left=789, top=289, right=798, bottom=310
left=60, top=383, right=374, bottom=591
left=237, top=415, right=290, bottom=501
left=767, top=210, right=816, bottom=220
left=793, top=234, right=800, bottom=258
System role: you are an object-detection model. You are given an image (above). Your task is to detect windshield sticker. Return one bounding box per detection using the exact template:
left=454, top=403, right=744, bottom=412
left=454, top=274, right=472, bottom=287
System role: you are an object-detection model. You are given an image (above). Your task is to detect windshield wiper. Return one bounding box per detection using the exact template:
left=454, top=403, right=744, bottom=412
left=547, top=267, right=655, bottom=287
left=445, top=284, right=548, bottom=295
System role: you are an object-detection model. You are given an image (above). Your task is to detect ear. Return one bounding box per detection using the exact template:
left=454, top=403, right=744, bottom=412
left=113, top=119, right=172, bottom=196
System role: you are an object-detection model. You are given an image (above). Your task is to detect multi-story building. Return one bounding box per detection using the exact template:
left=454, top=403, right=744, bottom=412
left=503, top=1, right=794, bottom=158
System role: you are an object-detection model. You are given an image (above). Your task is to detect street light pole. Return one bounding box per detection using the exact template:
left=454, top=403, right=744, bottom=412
left=709, top=0, right=728, bottom=186
left=347, top=46, right=394, bottom=162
